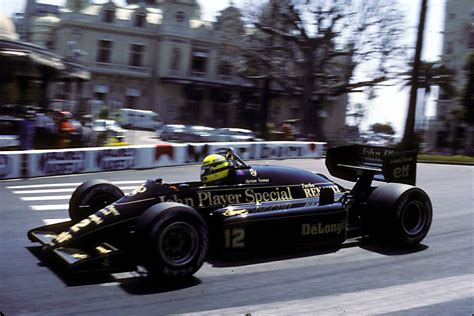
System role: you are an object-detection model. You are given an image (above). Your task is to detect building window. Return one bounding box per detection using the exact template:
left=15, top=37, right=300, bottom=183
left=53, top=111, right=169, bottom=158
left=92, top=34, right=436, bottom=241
left=103, top=9, right=115, bottom=23
left=129, top=44, right=144, bottom=67
left=191, top=48, right=208, bottom=74
left=446, top=41, right=453, bottom=54
left=97, top=40, right=113, bottom=63
left=448, top=12, right=456, bottom=19
left=176, top=11, right=185, bottom=22
left=134, top=14, right=146, bottom=27
left=126, top=96, right=137, bottom=108
left=469, top=31, right=474, bottom=49
left=94, top=84, right=109, bottom=101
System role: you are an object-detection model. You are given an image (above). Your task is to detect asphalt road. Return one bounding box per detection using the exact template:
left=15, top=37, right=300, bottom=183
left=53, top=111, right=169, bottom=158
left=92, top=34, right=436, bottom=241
left=0, top=160, right=472, bottom=315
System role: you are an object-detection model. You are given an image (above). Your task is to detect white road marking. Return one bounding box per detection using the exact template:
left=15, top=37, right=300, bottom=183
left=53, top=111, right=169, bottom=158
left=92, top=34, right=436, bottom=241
left=14, top=188, right=77, bottom=194
left=99, top=272, right=143, bottom=287
left=42, top=218, right=69, bottom=225
left=9, top=183, right=82, bottom=189
left=21, top=195, right=71, bottom=201
left=8, top=180, right=142, bottom=212
left=183, top=274, right=474, bottom=315
left=7, top=180, right=146, bottom=189
left=32, top=204, right=69, bottom=211
left=13, top=186, right=137, bottom=194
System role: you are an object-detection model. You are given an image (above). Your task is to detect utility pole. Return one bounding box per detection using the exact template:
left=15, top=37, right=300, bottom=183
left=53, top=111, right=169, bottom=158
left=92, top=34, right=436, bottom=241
left=400, top=0, right=428, bottom=149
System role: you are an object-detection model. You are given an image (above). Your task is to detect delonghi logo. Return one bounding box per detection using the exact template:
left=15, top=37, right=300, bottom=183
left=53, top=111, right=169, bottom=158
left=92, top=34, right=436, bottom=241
left=301, top=220, right=346, bottom=236
left=96, top=148, right=136, bottom=171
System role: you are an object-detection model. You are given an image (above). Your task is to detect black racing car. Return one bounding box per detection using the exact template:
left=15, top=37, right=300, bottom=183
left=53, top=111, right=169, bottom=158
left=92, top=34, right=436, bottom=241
left=28, top=145, right=432, bottom=279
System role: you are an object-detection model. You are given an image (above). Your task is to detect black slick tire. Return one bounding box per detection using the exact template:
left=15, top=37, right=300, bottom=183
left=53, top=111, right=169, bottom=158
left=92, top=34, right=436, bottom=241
left=135, top=202, right=208, bottom=280
left=69, top=179, right=124, bottom=222
left=366, top=183, right=432, bottom=247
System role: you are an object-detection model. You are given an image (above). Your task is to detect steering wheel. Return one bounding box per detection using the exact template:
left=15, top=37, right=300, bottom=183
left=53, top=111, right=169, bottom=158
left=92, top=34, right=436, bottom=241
left=224, top=148, right=249, bottom=169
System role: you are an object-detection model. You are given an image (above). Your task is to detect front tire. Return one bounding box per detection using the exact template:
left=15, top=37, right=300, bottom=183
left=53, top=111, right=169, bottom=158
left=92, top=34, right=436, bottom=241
left=69, top=180, right=124, bottom=222
left=135, top=202, right=208, bottom=279
left=365, top=183, right=432, bottom=247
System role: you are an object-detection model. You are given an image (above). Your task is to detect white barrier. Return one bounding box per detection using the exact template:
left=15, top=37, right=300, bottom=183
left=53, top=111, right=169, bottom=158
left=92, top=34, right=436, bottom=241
left=0, top=142, right=326, bottom=180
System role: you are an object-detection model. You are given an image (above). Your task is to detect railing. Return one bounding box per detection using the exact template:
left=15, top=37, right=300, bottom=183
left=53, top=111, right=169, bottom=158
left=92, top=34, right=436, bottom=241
left=163, top=70, right=253, bottom=87
left=91, top=61, right=151, bottom=74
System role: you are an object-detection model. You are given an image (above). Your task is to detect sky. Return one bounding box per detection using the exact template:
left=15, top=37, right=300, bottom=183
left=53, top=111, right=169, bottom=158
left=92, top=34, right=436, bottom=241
left=0, top=0, right=447, bottom=136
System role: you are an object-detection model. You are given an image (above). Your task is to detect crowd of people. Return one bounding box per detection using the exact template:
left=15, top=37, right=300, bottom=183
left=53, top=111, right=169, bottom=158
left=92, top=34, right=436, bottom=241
left=1, top=106, right=95, bottom=150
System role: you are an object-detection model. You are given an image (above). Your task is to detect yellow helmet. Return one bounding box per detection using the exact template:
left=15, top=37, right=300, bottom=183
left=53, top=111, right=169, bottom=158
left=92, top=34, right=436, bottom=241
left=201, top=154, right=230, bottom=184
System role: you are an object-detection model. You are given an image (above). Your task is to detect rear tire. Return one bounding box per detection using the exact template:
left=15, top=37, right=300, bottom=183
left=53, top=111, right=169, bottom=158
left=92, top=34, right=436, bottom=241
left=135, top=202, right=208, bottom=279
left=365, top=183, right=432, bottom=247
left=69, top=180, right=124, bottom=222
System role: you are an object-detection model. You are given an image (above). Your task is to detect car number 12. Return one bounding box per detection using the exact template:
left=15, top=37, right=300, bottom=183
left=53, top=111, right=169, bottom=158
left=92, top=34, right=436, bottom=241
left=224, top=228, right=245, bottom=248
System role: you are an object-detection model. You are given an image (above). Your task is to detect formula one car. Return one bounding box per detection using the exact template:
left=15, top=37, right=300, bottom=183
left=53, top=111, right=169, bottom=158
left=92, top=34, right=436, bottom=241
left=28, top=145, right=432, bottom=279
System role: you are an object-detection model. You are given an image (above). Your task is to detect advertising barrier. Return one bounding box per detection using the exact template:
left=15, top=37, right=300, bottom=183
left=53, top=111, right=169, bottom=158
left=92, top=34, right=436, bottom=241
left=0, top=141, right=325, bottom=180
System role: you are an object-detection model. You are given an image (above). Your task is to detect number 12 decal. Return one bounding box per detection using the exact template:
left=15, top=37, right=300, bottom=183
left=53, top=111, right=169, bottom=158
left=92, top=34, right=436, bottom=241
left=224, top=228, right=245, bottom=248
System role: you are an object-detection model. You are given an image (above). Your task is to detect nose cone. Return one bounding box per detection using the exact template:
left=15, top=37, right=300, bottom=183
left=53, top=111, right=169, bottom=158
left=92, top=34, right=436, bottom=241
left=44, top=180, right=169, bottom=250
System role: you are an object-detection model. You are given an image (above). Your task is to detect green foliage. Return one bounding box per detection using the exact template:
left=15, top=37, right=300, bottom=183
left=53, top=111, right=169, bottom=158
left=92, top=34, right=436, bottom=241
left=98, top=106, right=109, bottom=119
left=402, top=61, right=456, bottom=97
left=418, top=154, right=474, bottom=164
left=370, top=122, right=395, bottom=135
left=462, top=52, right=474, bottom=124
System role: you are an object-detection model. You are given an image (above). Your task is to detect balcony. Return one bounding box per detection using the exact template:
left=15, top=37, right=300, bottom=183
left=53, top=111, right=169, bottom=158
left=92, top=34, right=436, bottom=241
left=89, top=61, right=152, bottom=77
left=161, top=69, right=253, bottom=88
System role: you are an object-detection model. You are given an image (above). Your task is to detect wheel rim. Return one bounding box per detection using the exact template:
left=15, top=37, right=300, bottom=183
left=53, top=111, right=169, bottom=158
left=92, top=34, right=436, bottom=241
left=401, top=200, right=425, bottom=236
left=158, top=222, right=199, bottom=267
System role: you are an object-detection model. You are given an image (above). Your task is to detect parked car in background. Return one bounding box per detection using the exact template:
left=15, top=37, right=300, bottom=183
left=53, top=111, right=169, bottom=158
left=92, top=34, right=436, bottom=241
left=360, top=132, right=396, bottom=146
left=158, top=124, right=188, bottom=141
left=119, top=108, right=162, bottom=131
left=186, top=125, right=215, bottom=142
left=92, top=119, right=126, bottom=145
left=0, top=115, right=21, bottom=150
left=211, top=127, right=257, bottom=142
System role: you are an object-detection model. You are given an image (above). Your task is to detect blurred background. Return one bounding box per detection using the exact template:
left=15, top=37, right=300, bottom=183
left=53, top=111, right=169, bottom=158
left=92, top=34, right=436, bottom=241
left=0, top=0, right=472, bottom=156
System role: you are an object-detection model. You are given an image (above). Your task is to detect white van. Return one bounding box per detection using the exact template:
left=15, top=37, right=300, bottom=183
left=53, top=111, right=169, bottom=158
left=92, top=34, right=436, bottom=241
left=119, top=108, right=162, bottom=130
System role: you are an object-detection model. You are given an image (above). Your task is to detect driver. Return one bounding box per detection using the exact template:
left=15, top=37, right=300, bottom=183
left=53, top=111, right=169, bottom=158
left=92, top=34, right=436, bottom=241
left=201, top=154, right=233, bottom=185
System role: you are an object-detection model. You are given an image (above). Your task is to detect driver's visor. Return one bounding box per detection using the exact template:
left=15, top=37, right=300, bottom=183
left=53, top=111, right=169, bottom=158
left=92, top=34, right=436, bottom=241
left=201, top=161, right=228, bottom=177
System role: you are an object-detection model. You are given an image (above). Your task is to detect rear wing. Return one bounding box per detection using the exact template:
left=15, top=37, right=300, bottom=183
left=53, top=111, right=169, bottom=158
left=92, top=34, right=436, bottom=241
left=325, top=145, right=417, bottom=185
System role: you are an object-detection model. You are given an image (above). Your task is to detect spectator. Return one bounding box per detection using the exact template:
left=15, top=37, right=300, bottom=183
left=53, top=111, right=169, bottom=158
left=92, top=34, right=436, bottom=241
left=19, top=112, right=35, bottom=150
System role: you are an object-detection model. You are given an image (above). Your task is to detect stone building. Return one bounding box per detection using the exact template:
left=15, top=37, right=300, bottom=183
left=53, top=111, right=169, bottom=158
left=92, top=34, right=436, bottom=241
left=17, top=0, right=349, bottom=140
left=0, top=13, right=89, bottom=110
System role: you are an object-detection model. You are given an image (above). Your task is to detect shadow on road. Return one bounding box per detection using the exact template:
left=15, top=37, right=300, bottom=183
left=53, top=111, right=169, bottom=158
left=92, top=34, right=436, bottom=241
left=27, top=246, right=202, bottom=294
left=26, top=238, right=429, bottom=295
left=358, top=241, right=429, bottom=255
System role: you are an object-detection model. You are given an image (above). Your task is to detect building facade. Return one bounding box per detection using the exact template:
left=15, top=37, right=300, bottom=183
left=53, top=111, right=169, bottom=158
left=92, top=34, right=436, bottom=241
left=18, top=0, right=348, bottom=140
left=0, top=13, right=89, bottom=111
left=426, top=0, right=474, bottom=153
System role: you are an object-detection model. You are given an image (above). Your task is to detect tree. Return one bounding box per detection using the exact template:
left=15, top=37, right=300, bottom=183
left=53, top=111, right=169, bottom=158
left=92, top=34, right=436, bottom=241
left=462, top=52, right=474, bottom=125
left=370, top=122, right=395, bottom=135
left=234, top=0, right=406, bottom=141
left=400, top=60, right=456, bottom=130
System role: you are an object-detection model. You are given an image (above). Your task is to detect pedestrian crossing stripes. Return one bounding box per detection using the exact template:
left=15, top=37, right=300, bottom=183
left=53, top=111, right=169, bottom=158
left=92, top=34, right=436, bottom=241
left=13, top=186, right=138, bottom=195
left=9, top=180, right=146, bottom=212
left=7, top=180, right=146, bottom=189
